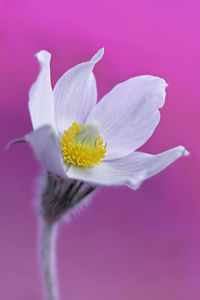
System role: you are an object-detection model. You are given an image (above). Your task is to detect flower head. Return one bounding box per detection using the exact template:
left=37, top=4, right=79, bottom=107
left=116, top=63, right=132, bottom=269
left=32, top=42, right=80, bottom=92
left=24, top=49, right=188, bottom=190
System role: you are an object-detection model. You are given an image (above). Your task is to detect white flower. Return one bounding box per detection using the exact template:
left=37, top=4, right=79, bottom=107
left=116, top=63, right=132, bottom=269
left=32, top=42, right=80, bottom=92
left=24, top=48, right=188, bottom=190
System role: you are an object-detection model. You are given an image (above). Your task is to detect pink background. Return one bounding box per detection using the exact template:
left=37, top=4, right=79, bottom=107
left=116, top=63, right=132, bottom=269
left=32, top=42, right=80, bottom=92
left=0, top=1, right=200, bottom=299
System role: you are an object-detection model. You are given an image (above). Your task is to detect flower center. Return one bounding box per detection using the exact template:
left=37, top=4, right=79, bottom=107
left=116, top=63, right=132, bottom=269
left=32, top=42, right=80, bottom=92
left=61, top=122, right=107, bottom=167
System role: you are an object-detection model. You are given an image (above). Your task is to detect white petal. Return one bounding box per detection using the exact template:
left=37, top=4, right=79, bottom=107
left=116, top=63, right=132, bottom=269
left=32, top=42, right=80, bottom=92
left=54, top=48, right=104, bottom=136
left=25, top=125, right=67, bottom=179
left=28, top=50, right=55, bottom=130
left=66, top=146, right=189, bottom=190
left=87, top=75, right=167, bottom=160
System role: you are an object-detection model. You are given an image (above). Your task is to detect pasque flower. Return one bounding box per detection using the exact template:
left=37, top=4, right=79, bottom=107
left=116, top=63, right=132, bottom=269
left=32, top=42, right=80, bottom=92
left=13, top=48, right=189, bottom=300
left=25, top=48, right=188, bottom=190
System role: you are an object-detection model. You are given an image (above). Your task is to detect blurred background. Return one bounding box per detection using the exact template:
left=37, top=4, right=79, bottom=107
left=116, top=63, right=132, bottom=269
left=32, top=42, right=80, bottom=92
left=0, top=0, right=200, bottom=299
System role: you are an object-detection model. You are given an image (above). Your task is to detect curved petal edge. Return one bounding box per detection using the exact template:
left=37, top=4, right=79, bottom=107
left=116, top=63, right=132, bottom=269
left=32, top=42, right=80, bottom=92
left=28, top=50, right=55, bottom=130
left=25, top=125, right=68, bottom=179
left=66, top=146, right=189, bottom=190
left=54, top=48, right=104, bottom=136
left=87, top=75, right=168, bottom=160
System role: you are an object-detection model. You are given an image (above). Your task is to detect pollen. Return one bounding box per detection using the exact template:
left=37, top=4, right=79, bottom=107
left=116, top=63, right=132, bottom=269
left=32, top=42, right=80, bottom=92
left=61, top=122, right=107, bottom=167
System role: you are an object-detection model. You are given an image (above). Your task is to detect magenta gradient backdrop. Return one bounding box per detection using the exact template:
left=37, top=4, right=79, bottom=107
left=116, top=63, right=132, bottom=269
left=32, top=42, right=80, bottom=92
left=1, top=1, right=200, bottom=300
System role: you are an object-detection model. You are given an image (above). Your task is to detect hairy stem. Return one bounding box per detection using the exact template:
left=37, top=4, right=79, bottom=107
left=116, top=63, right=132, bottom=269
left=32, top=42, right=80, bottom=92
left=41, top=219, right=59, bottom=300
left=39, top=172, right=96, bottom=300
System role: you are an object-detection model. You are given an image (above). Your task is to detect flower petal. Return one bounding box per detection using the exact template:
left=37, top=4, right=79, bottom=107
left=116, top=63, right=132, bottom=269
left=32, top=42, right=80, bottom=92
left=87, top=76, right=167, bottom=160
left=66, top=146, right=189, bottom=190
left=54, top=48, right=104, bottom=136
left=25, top=125, right=67, bottom=179
left=28, top=50, right=55, bottom=130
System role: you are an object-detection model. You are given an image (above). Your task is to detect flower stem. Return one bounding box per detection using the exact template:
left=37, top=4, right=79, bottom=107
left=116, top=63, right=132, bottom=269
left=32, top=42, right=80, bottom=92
left=41, top=219, right=59, bottom=300
left=39, top=172, right=96, bottom=300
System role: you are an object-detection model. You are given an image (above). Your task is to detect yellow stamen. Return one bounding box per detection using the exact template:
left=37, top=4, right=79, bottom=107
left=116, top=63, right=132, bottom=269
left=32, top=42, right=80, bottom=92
left=61, top=122, right=107, bottom=167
